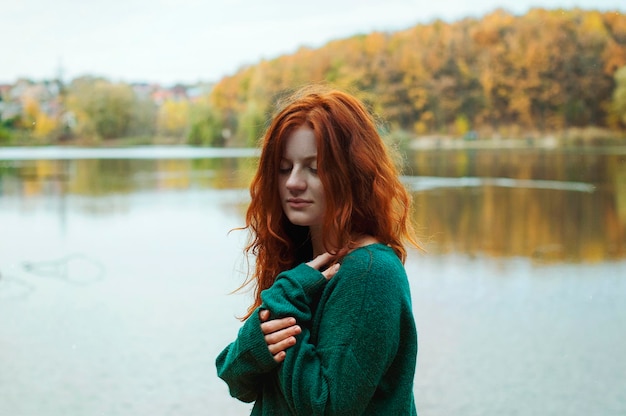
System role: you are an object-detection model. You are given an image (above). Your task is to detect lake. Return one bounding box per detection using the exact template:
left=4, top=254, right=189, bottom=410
left=0, top=145, right=625, bottom=416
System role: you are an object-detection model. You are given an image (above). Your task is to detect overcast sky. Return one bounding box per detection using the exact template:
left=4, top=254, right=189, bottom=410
left=2, top=0, right=625, bottom=85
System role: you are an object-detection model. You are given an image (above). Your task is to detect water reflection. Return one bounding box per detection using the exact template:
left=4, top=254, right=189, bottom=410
left=0, top=157, right=257, bottom=197
left=1, top=147, right=624, bottom=263
left=405, top=148, right=626, bottom=263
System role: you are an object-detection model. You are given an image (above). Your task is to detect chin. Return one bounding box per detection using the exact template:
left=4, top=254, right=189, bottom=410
left=285, top=214, right=321, bottom=228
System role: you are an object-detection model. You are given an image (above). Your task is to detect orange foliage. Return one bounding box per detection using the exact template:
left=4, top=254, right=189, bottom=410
left=209, top=8, right=626, bottom=143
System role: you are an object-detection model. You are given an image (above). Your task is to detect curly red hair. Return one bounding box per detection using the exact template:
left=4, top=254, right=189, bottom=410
left=239, top=85, right=420, bottom=319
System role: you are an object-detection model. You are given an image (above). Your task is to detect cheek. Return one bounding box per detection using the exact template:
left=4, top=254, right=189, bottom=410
left=277, top=177, right=287, bottom=196
left=313, top=179, right=326, bottom=203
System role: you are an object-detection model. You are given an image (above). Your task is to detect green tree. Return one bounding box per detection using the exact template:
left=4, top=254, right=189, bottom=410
left=66, top=77, right=139, bottom=140
left=238, top=101, right=266, bottom=147
left=187, top=102, right=224, bottom=146
left=128, top=96, right=157, bottom=138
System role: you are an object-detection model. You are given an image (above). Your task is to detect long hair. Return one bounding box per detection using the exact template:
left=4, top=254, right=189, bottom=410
left=239, top=85, right=420, bottom=319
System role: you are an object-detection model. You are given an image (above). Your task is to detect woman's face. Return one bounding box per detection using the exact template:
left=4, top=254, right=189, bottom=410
left=278, top=125, right=326, bottom=229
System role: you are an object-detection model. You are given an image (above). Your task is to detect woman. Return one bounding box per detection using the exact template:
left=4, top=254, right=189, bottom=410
left=216, top=85, right=419, bottom=415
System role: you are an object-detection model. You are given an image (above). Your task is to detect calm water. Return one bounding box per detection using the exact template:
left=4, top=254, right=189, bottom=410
left=0, top=146, right=625, bottom=416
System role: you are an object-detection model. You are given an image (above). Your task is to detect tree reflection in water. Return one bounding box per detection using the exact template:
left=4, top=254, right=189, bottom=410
left=406, top=148, right=626, bottom=263
left=0, top=146, right=624, bottom=263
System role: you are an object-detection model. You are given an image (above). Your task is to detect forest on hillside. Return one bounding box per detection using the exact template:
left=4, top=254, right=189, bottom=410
left=2, top=8, right=626, bottom=146
left=210, top=8, right=626, bottom=146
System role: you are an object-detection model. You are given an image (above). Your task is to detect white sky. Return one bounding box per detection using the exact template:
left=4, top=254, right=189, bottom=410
left=2, top=0, right=625, bottom=86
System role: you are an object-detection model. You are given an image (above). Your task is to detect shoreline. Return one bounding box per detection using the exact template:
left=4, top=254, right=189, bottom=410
left=408, top=136, right=626, bottom=153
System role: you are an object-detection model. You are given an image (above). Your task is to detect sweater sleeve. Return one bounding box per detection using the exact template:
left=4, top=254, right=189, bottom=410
left=215, top=307, right=280, bottom=402
left=261, top=250, right=408, bottom=415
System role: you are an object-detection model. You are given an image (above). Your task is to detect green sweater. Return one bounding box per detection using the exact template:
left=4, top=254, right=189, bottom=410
left=216, top=243, right=418, bottom=415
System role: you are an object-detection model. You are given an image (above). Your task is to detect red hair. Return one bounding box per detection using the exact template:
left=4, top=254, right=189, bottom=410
left=239, top=85, right=420, bottom=319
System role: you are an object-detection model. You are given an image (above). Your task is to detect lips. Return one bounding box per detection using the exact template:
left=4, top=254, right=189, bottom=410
left=286, top=198, right=312, bottom=208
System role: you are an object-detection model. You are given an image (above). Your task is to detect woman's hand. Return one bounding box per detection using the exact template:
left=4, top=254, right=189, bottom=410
left=307, top=252, right=340, bottom=280
left=259, top=255, right=339, bottom=362
left=259, top=309, right=301, bottom=363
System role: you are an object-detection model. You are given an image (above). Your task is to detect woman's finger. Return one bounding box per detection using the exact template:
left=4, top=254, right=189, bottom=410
left=273, top=351, right=287, bottom=363
left=259, top=309, right=270, bottom=322
left=267, top=335, right=298, bottom=357
left=307, top=252, right=333, bottom=270
left=264, top=324, right=301, bottom=345
left=260, top=316, right=297, bottom=335
left=321, top=263, right=340, bottom=280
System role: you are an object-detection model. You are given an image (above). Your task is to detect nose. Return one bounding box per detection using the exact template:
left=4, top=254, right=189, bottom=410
left=285, top=168, right=306, bottom=193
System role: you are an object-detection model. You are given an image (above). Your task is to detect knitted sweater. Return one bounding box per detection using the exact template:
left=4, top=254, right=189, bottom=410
left=216, top=243, right=418, bottom=415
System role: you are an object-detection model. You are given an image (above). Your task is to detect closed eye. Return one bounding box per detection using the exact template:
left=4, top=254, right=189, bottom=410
left=278, top=161, right=292, bottom=174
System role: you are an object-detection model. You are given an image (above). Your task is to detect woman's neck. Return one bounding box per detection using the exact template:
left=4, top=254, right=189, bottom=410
left=310, top=226, right=325, bottom=257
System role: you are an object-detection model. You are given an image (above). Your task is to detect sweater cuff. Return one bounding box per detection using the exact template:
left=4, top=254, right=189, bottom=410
left=239, top=307, right=279, bottom=371
left=261, top=263, right=328, bottom=322
left=278, top=262, right=328, bottom=296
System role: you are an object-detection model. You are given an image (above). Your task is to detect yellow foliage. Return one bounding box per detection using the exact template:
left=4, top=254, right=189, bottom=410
left=364, top=32, right=386, bottom=56
left=413, top=121, right=428, bottom=135
left=207, top=8, right=626, bottom=140
left=22, top=97, right=40, bottom=126
left=581, top=11, right=608, bottom=37
left=157, top=100, right=190, bottom=136
left=454, top=114, right=471, bottom=136
left=33, top=112, right=58, bottom=140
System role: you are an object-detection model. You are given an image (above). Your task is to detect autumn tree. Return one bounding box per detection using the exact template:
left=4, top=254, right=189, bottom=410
left=157, top=100, right=190, bottom=138
left=18, top=96, right=60, bottom=142
left=66, top=77, right=141, bottom=140
left=208, top=8, right=626, bottom=141
left=611, top=66, right=626, bottom=126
